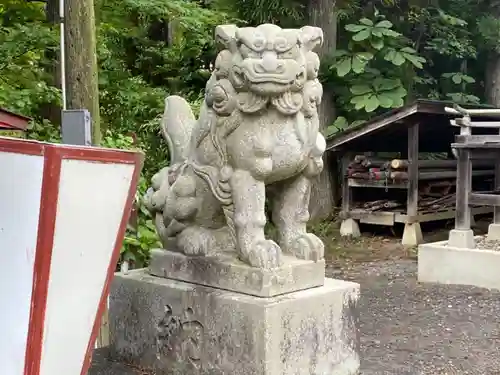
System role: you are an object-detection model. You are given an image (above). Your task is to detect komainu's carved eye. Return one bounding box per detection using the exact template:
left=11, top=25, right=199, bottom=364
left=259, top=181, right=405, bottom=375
left=239, top=44, right=260, bottom=58
left=278, top=50, right=294, bottom=59
left=274, top=37, right=290, bottom=52
left=239, top=44, right=250, bottom=57
left=253, top=37, right=266, bottom=51
left=278, top=46, right=299, bottom=59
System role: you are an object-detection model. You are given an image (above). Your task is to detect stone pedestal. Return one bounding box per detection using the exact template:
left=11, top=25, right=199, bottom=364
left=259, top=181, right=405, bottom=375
left=149, top=249, right=326, bottom=297
left=448, top=229, right=475, bottom=249
left=401, top=222, right=423, bottom=247
left=487, top=223, right=500, bottom=241
left=340, top=218, right=361, bottom=238
left=418, top=237, right=500, bottom=290
left=109, top=269, right=360, bottom=375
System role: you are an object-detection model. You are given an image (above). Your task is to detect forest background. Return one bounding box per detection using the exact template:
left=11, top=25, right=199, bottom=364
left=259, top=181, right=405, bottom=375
left=2, top=0, right=500, bottom=266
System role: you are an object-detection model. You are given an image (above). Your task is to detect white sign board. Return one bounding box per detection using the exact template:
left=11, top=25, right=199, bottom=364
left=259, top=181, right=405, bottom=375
left=0, top=137, right=143, bottom=375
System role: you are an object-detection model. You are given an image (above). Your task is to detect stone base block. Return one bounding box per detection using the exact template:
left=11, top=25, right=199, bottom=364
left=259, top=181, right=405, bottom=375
left=448, top=229, right=475, bottom=249
left=487, top=223, right=500, bottom=241
left=340, top=218, right=360, bottom=238
left=149, top=249, right=325, bottom=297
left=401, top=222, right=423, bottom=247
left=418, top=239, right=500, bottom=290
left=109, top=269, right=360, bottom=375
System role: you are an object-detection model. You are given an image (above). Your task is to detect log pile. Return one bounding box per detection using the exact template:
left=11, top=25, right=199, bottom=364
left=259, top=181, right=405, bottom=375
left=358, top=193, right=457, bottom=212
left=348, top=155, right=494, bottom=182
left=347, top=155, right=390, bottom=180
left=348, top=155, right=494, bottom=214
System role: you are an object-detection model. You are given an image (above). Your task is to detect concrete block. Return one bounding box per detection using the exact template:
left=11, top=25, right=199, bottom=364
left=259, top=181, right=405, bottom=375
left=448, top=229, right=475, bottom=249
left=487, top=223, right=500, bottom=241
left=401, top=222, right=423, bottom=247
left=418, top=239, right=500, bottom=290
left=340, top=218, right=360, bottom=238
left=109, top=270, right=360, bottom=375
left=149, top=249, right=325, bottom=297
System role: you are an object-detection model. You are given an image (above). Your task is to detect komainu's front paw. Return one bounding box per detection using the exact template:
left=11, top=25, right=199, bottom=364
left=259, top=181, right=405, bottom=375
left=244, top=239, right=282, bottom=269
left=176, top=226, right=211, bottom=256
left=289, top=233, right=324, bottom=262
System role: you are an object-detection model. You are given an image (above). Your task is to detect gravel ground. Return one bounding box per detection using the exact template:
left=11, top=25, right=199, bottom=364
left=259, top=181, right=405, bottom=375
left=89, top=259, right=500, bottom=375
left=475, top=235, right=500, bottom=251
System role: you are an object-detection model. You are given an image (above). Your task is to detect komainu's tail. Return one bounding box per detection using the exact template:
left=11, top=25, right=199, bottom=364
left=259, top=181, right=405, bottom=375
left=161, top=95, right=196, bottom=165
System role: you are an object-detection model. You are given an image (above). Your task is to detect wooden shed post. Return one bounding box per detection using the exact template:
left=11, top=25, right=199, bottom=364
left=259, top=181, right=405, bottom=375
left=486, top=134, right=500, bottom=240
left=407, top=122, right=419, bottom=219
left=402, top=122, right=423, bottom=246
left=493, top=124, right=500, bottom=229
left=454, top=148, right=472, bottom=230
left=339, top=152, right=360, bottom=237
left=447, top=112, right=475, bottom=249
left=493, top=145, right=500, bottom=226
left=341, top=153, right=351, bottom=217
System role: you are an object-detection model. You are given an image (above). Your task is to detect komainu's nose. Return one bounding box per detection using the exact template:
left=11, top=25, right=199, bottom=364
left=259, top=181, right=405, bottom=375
left=255, top=52, right=284, bottom=73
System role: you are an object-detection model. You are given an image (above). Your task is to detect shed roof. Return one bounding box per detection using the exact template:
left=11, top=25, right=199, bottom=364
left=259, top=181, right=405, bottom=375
left=0, top=108, right=31, bottom=131
left=326, top=99, right=499, bottom=153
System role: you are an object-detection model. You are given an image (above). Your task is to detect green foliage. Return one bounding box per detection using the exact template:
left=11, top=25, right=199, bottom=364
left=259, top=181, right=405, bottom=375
left=321, top=0, right=494, bottom=132
left=345, top=18, right=401, bottom=43
left=328, top=12, right=425, bottom=117
left=350, top=78, right=407, bottom=112
left=101, top=131, right=161, bottom=266
left=477, top=15, right=500, bottom=53
left=120, top=175, right=163, bottom=268
left=0, top=0, right=229, bottom=268
left=440, top=72, right=480, bottom=104
left=4, top=0, right=500, bottom=262
left=326, top=116, right=365, bottom=137
left=333, top=50, right=374, bottom=77
left=0, top=1, right=60, bottom=116
left=26, top=120, right=61, bottom=143
left=213, top=0, right=303, bottom=27
left=442, top=72, right=475, bottom=85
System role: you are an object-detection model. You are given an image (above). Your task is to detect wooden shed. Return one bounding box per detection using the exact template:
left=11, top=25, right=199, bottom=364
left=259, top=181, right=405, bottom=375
left=326, top=99, right=498, bottom=246
left=0, top=107, right=31, bottom=131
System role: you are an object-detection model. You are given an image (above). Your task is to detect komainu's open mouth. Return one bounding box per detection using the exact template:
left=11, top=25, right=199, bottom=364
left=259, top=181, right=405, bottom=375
left=238, top=68, right=293, bottom=85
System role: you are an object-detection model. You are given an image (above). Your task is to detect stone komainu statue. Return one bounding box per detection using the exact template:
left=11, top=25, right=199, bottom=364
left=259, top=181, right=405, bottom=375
left=145, top=23, right=326, bottom=269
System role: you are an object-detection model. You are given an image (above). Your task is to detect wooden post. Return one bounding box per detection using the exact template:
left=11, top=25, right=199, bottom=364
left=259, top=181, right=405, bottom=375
left=494, top=127, right=500, bottom=225
left=64, top=0, right=101, bottom=145
left=341, top=152, right=352, bottom=219
left=455, top=148, right=472, bottom=230
left=494, top=157, right=500, bottom=225
left=406, top=122, right=419, bottom=221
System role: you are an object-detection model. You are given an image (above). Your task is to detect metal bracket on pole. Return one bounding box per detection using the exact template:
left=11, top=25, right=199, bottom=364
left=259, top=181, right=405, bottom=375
left=61, top=109, right=92, bottom=146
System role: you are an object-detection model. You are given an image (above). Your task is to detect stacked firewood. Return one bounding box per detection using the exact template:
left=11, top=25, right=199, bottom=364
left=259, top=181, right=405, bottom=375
left=388, top=158, right=494, bottom=181
left=348, top=155, right=494, bottom=213
left=358, top=193, right=458, bottom=212
left=347, top=155, right=391, bottom=180
left=347, top=155, right=494, bottom=181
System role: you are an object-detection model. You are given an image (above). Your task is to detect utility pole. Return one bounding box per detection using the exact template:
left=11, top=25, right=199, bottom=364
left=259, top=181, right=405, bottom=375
left=63, top=0, right=101, bottom=145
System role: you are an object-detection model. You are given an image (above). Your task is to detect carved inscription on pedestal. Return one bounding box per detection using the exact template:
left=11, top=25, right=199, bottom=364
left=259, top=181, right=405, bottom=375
left=156, top=305, right=204, bottom=369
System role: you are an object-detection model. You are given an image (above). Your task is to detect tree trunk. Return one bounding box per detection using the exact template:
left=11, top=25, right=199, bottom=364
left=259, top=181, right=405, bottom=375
left=486, top=52, right=500, bottom=107
left=485, top=3, right=500, bottom=108
left=41, top=0, right=62, bottom=126
left=64, top=0, right=102, bottom=144
left=307, top=0, right=338, bottom=220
